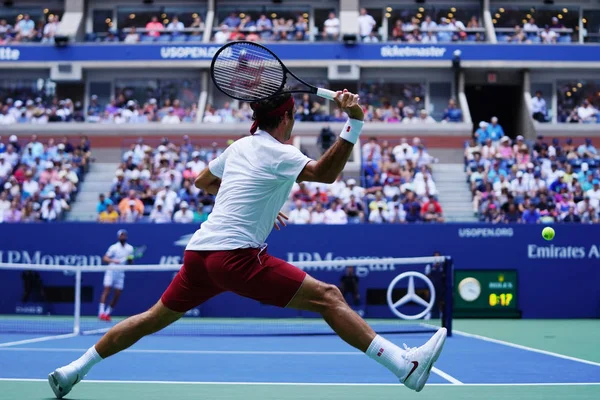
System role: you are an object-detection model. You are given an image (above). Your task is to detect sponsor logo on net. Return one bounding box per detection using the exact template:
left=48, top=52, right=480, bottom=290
left=527, top=244, right=600, bottom=259
left=286, top=252, right=396, bottom=277
left=0, top=47, right=20, bottom=61
left=458, top=227, right=514, bottom=238
left=380, top=45, right=447, bottom=58
left=0, top=250, right=102, bottom=266
left=160, top=46, right=220, bottom=59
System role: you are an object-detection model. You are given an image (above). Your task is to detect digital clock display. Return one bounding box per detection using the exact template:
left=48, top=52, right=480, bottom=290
left=454, top=270, right=520, bottom=317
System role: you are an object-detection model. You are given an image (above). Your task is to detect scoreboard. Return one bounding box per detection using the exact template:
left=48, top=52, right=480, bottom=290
left=454, top=270, right=521, bottom=318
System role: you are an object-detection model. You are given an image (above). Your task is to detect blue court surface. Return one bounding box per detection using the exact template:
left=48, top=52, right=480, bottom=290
left=0, top=324, right=599, bottom=400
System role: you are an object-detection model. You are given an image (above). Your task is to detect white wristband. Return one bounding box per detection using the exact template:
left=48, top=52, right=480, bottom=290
left=339, top=118, right=364, bottom=145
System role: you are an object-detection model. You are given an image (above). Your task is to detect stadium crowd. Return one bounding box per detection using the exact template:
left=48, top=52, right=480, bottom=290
left=0, top=134, right=91, bottom=223
left=466, top=121, right=600, bottom=223
left=99, top=134, right=442, bottom=224
left=0, top=13, right=61, bottom=44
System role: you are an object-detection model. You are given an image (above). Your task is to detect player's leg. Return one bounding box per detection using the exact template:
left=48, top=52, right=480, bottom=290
left=99, top=271, right=113, bottom=319
left=287, top=274, right=446, bottom=392
left=105, top=273, right=124, bottom=320
left=49, top=251, right=223, bottom=399
left=226, top=251, right=447, bottom=393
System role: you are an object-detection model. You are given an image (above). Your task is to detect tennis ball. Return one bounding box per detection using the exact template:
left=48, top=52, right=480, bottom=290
left=542, top=227, right=555, bottom=241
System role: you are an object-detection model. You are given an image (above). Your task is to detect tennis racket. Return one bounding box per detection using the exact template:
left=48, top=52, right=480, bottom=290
left=126, top=245, right=147, bottom=262
left=210, top=40, right=338, bottom=102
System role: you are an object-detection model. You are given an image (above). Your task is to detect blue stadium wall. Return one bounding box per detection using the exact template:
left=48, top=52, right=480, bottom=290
left=0, top=224, right=599, bottom=318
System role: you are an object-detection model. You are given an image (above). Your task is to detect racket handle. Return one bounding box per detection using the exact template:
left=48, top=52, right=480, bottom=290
left=316, top=88, right=338, bottom=101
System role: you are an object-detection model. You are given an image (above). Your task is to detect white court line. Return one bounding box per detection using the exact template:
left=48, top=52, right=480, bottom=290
left=431, top=367, right=463, bottom=385
left=0, top=333, right=77, bottom=348
left=453, top=329, right=600, bottom=368
left=0, top=347, right=462, bottom=385
left=0, top=378, right=599, bottom=386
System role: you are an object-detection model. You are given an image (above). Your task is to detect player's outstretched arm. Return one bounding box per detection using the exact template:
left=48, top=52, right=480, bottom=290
left=194, top=167, right=222, bottom=195
left=298, top=90, right=364, bottom=184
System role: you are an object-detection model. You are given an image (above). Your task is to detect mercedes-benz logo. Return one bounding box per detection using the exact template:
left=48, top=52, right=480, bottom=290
left=387, top=271, right=436, bottom=320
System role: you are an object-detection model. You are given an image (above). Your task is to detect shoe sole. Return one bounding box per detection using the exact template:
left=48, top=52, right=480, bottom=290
left=415, top=328, right=447, bottom=392
left=48, top=371, right=64, bottom=399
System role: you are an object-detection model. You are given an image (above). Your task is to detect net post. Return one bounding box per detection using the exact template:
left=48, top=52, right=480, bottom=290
left=442, top=256, right=454, bottom=337
left=73, top=269, right=81, bottom=335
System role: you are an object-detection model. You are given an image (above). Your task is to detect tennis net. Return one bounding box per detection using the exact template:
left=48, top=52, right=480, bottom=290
left=0, top=256, right=453, bottom=338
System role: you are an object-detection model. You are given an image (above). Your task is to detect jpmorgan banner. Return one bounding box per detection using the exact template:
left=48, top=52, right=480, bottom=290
left=0, top=223, right=599, bottom=318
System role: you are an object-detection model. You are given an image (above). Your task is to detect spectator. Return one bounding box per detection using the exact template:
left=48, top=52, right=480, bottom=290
left=421, top=16, right=437, bottom=32
left=391, top=20, right=405, bottom=41
left=288, top=200, right=310, bottom=224
left=406, top=28, right=422, bottom=43
left=146, top=16, right=164, bottom=38
left=214, top=25, right=230, bottom=43
left=418, top=109, right=435, bottom=123
left=293, top=15, right=308, bottom=41
left=323, top=12, right=340, bottom=40
left=541, top=25, right=557, bottom=44
left=161, top=108, right=181, bottom=124
left=155, top=184, right=178, bottom=213
left=104, top=30, right=119, bottom=43
left=121, top=200, right=141, bottom=222
left=308, top=202, right=325, bottom=224
left=173, top=201, right=194, bottom=223
left=531, top=91, right=548, bottom=122
left=344, top=195, right=365, bottom=223
left=16, top=14, right=36, bottom=42
left=368, top=203, right=389, bottom=223
left=421, top=31, right=437, bottom=43
left=190, top=16, right=205, bottom=37
left=576, top=101, right=598, bottom=123
left=522, top=202, right=541, bottom=223
left=42, top=15, right=60, bottom=43
left=97, top=193, right=113, bottom=214
left=487, top=117, right=504, bottom=142
left=509, top=26, right=526, bottom=43
left=358, top=8, right=376, bottom=40
left=402, top=108, right=418, bottom=123
left=442, top=99, right=463, bottom=122
left=40, top=192, right=62, bottom=222
left=124, top=27, right=140, bottom=43
left=167, top=16, right=185, bottom=35
left=324, top=200, right=348, bottom=224
left=149, top=202, right=171, bottom=223
left=256, top=14, right=273, bottom=40
left=562, top=205, right=581, bottom=223
left=523, top=18, right=539, bottom=33
left=223, top=12, right=241, bottom=28
left=118, top=190, right=144, bottom=216
left=422, top=202, right=444, bottom=223
left=578, top=138, right=598, bottom=159
left=363, top=30, right=379, bottom=43
left=98, top=203, right=119, bottom=223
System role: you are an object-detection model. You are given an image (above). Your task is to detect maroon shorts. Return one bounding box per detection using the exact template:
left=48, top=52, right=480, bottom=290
left=161, top=248, right=307, bottom=313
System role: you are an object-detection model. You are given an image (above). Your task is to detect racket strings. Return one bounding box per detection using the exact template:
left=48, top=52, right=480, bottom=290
left=212, top=43, right=285, bottom=101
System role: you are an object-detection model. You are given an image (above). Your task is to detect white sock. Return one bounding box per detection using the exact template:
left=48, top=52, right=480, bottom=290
left=98, top=303, right=105, bottom=316
left=366, top=335, right=408, bottom=379
left=70, top=346, right=103, bottom=377
left=105, top=306, right=112, bottom=316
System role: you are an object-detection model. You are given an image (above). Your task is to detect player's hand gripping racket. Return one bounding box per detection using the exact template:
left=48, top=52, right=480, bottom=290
left=210, top=40, right=338, bottom=102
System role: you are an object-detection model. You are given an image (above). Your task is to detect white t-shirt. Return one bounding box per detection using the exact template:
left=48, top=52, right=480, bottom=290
left=324, top=208, right=348, bottom=224
left=105, top=242, right=134, bottom=269
left=186, top=131, right=311, bottom=250
left=173, top=209, right=194, bottom=223
left=358, top=14, right=376, bottom=36
left=310, top=210, right=325, bottom=224
left=149, top=208, right=171, bottom=223
left=288, top=208, right=310, bottom=224
left=324, top=18, right=340, bottom=35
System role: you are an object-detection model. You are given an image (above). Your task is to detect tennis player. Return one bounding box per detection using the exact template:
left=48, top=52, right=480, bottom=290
left=98, top=229, right=134, bottom=322
left=49, top=90, right=446, bottom=398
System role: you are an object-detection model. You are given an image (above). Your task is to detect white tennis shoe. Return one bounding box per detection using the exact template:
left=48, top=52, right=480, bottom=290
left=48, top=364, right=81, bottom=399
left=400, top=327, right=447, bottom=392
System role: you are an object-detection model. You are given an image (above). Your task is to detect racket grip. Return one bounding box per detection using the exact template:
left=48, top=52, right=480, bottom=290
left=316, top=88, right=338, bottom=101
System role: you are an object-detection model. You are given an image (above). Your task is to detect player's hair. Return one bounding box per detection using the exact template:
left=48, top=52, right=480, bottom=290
left=250, top=92, right=294, bottom=133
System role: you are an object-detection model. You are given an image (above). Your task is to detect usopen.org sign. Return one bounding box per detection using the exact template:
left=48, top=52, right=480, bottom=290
left=160, top=46, right=220, bottom=59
